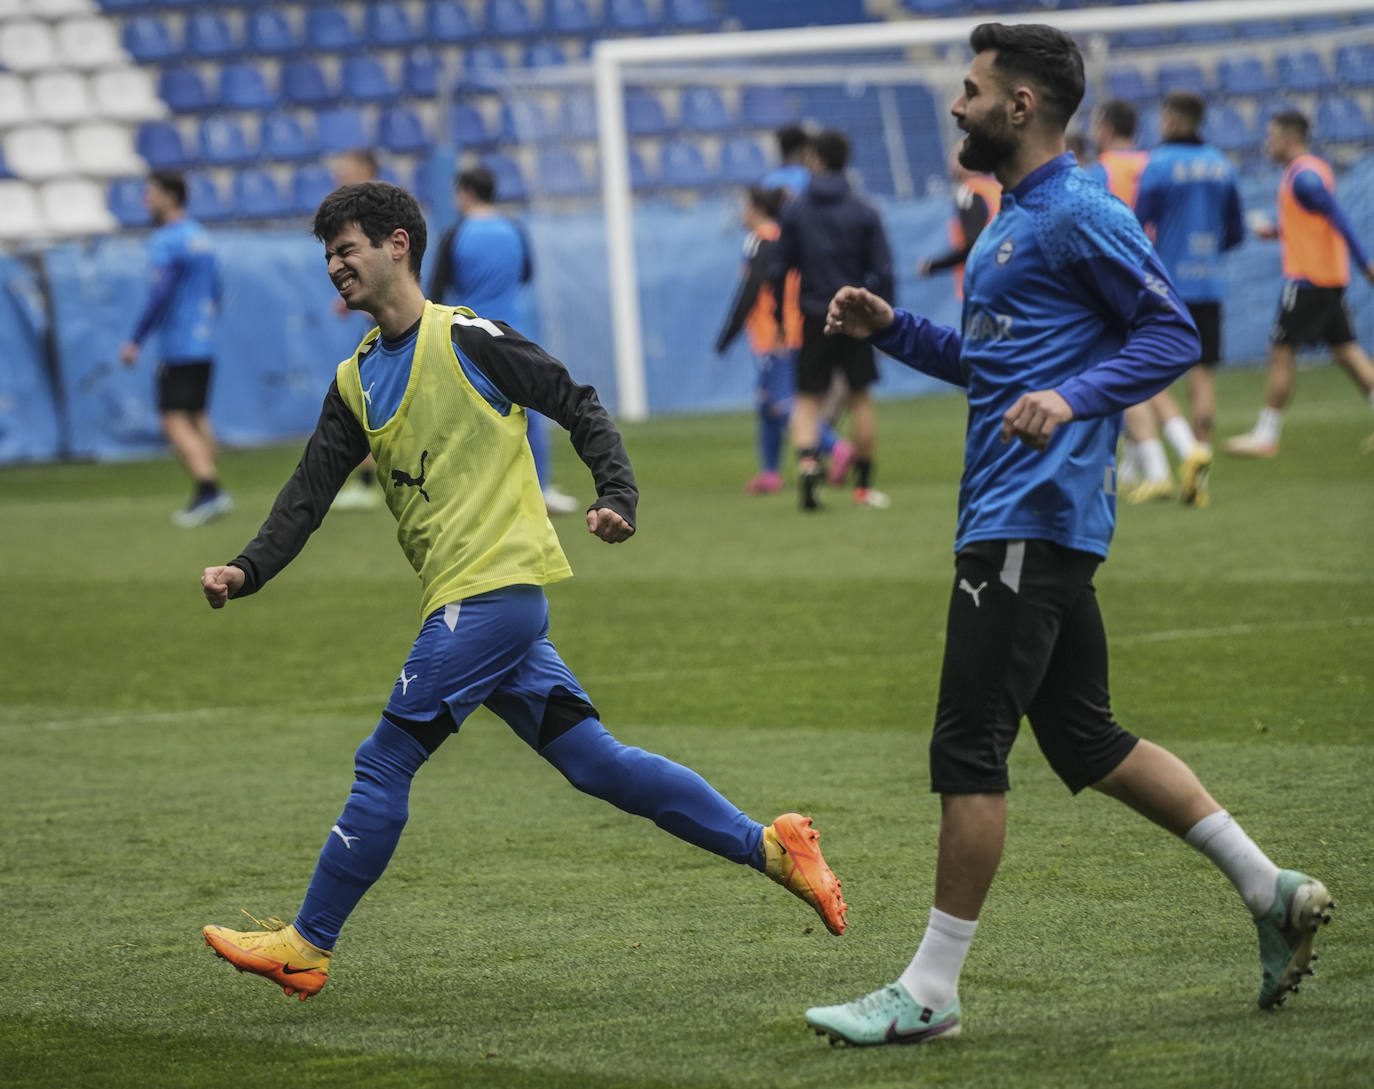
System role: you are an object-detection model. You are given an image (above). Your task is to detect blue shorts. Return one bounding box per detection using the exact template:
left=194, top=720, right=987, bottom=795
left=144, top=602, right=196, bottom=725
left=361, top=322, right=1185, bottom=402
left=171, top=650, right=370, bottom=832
left=756, top=350, right=796, bottom=411
left=385, top=584, right=593, bottom=750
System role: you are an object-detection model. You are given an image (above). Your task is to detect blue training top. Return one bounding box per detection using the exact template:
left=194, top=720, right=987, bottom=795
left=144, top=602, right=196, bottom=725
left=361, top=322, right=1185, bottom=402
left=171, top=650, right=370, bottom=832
left=130, top=216, right=220, bottom=363
left=870, top=154, right=1200, bottom=558
left=1134, top=139, right=1245, bottom=304
left=437, top=215, right=531, bottom=325
left=358, top=323, right=510, bottom=430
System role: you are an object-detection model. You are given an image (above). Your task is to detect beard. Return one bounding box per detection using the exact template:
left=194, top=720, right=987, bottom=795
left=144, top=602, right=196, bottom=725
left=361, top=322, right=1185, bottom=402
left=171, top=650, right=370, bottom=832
left=957, top=108, right=1017, bottom=174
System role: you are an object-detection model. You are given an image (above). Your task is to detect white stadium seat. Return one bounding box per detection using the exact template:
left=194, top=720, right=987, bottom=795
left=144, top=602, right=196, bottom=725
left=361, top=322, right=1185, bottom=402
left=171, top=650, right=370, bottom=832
left=90, top=68, right=167, bottom=122
left=30, top=0, right=98, bottom=16
left=30, top=71, right=93, bottom=125
left=0, top=20, right=58, bottom=73
left=40, top=177, right=116, bottom=236
left=68, top=121, right=143, bottom=177
left=57, top=17, right=124, bottom=70
left=0, top=180, right=43, bottom=241
left=4, top=125, right=72, bottom=179
left=0, top=73, right=34, bottom=129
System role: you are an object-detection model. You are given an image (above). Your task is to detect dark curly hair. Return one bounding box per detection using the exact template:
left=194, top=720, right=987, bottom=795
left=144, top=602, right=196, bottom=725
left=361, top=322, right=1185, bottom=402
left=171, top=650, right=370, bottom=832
left=313, top=182, right=427, bottom=280
left=969, top=22, right=1085, bottom=129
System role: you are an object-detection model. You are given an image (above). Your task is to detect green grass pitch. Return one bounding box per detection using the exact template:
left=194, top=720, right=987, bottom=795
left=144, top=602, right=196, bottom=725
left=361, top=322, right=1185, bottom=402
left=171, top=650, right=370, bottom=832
left=1, top=365, right=1371, bottom=1089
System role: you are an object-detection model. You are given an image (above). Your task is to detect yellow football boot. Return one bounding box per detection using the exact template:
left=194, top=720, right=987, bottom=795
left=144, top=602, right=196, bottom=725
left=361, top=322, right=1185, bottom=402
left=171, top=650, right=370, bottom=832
left=203, top=912, right=331, bottom=1000
left=763, top=813, right=848, bottom=935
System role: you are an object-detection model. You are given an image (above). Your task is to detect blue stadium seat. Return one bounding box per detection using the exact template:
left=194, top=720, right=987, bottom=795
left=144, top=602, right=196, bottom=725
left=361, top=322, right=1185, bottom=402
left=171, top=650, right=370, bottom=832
left=233, top=167, right=289, bottom=219
left=366, top=2, right=421, bottom=47
left=487, top=0, right=537, bottom=37
left=742, top=86, right=792, bottom=130
left=108, top=177, right=148, bottom=227
left=246, top=10, right=299, bottom=55
left=451, top=103, right=497, bottom=148
left=798, top=84, right=891, bottom=194
left=428, top=0, right=479, bottom=43
left=281, top=61, right=333, bottom=107
left=1216, top=56, right=1270, bottom=97
left=547, top=0, right=599, bottom=35
left=378, top=106, right=429, bottom=153
left=291, top=163, right=335, bottom=215
left=895, top=84, right=943, bottom=189
left=1155, top=61, right=1209, bottom=96
left=186, top=171, right=229, bottom=222
left=903, top=0, right=963, bottom=14
left=1275, top=50, right=1333, bottom=93
left=537, top=148, right=593, bottom=198
left=342, top=56, right=397, bottom=102
left=483, top=153, right=528, bottom=202
left=624, top=89, right=670, bottom=136
left=219, top=63, right=277, bottom=111
left=122, top=15, right=177, bottom=63
left=403, top=49, right=443, bottom=98
left=198, top=116, right=255, bottom=165
left=1177, top=25, right=1229, bottom=45
left=501, top=100, right=552, bottom=143
left=259, top=111, right=316, bottom=160
left=159, top=67, right=215, bottom=113
left=1206, top=102, right=1253, bottom=153
left=1111, top=29, right=1176, bottom=49
left=1105, top=65, right=1151, bottom=102
left=1335, top=43, right=1374, bottom=87
left=459, top=47, right=509, bottom=93
left=316, top=107, right=369, bottom=153
left=607, top=0, right=659, bottom=32
left=523, top=41, right=568, bottom=69
left=628, top=147, right=651, bottom=190
left=720, top=137, right=767, bottom=185
left=306, top=9, right=362, bottom=53
left=680, top=87, right=732, bottom=132
left=562, top=92, right=598, bottom=140
left=659, top=141, right=713, bottom=187
left=136, top=121, right=188, bottom=168
left=185, top=12, right=238, bottom=59
left=1316, top=96, right=1370, bottom=143
left=1239, top=19, right=1289, bottom=39
left=668, top=0, right=715, bottom=30
left=1135, top=105, right=1162, bottom=149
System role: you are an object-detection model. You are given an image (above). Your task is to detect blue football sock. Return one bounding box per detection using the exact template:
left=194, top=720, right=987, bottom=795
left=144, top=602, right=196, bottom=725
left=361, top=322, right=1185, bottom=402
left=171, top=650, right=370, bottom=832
left=542, top=718, right=765, bottom=869
left=758, top=403, right=786, bottom=474
left=293, top=718, right=429, bottom=950
left=818, top=420, right=839, bottom=456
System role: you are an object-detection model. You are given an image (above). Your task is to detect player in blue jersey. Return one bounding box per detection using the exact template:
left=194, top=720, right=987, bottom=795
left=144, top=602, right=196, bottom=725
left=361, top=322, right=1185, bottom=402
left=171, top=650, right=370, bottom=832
left=429, top=165, right=578, bottom=516
left=1133, top=92, right=1245, bottom=507
left=760, top=123, right=812, bottom=197
left=119, top=171, right=230, bottom=527
left=803, top=23, right=1333, bottom=1047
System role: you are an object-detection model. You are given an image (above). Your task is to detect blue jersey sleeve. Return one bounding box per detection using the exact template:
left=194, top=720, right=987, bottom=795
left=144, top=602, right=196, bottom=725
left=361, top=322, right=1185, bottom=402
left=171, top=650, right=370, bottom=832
left=130, top=260, right=183, bottom=345
left=868, top=308, right=965, bottom=387
left=1292, top=169, right=1371, bottom=269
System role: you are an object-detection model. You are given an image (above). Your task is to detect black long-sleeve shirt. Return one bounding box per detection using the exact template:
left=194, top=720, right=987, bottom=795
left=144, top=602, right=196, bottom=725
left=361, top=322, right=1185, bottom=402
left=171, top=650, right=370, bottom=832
left=228, top=317, right=636, bottom=598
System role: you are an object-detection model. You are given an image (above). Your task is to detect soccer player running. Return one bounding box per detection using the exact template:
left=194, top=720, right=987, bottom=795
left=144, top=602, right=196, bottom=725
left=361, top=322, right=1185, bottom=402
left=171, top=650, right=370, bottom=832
left=198, top=183, right=846, bottom=1001
left=118, top=171, right=229, bottom=527
left=1133, top=91, right=1245, bottom=507
left=1226, top=110, right=1374, bottom=457
left=806, top=24, right=1332, bottom=1047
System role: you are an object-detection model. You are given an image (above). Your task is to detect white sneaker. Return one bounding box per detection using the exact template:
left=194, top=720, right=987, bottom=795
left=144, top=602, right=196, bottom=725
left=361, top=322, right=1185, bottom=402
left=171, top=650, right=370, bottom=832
left=172, top=492, right=234, bottom=528
left=332, top=480, right=383, bottom=511
left=543, top=486, right=579, bottom=516
left=852, top=487, right=890, bottom=509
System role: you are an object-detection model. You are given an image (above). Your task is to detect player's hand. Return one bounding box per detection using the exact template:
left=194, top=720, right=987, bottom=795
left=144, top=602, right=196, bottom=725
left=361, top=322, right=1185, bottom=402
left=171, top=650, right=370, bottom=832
left=824, top=286, right=894, bottom=340
left=1001, top=390, right=1074, bottom=451
left=119, top=342, right=139, bottom=367
left=586, top=506, right=634, bottom=543
left=201, top=564, right=245, bottom=609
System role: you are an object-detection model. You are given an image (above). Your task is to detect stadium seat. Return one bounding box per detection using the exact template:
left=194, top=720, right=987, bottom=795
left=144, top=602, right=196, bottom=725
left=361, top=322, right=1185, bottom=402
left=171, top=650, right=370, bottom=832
left=378, top=105, right=429, bottom=154
left=247, top=10, right=299, bottom=55
left=0, top=21, right=57, bottom=73
left=903, top=0, right=962, bottom=14
left=523, top=41, right=568, bottom=69
left=316, top=107, right=369, bottom=153
left=607, top=0, right=659, bottom=32
left=1105, top=65, right=1151, bottom=102
left=741, top=86, right=792, bottom=130
left=281, top=60, right=334, bottom=107
left=366, top=2, right=421, bottom=47
left=1206, top=102, right=1254, bottom=153
left=547, top=0, right=599, bottom=35
left=41, top=178, right=116, bottom=235
left=259, top=111, right=317, bottom=160
left=0, top=74, right=32, bottom=129
left=1316, top=96, right=1370, bottom=143
left=1155, top=61, right=1209, bottom=96
left=28, top=0, right=93, bottom=17
left=108, top=176, right=149, bottom=228
left=185, top=171, right=229, bottom=222
left=501, top=100, right=552, bottom=143
left=1111, top=28, right=1176, bottom=49
left=121, top=14, right=177, bottom=64
left=233, top=168, right=290, bottom=219
left=459, top=47, right=509, bottom=92
left=94, top=69, right=167, bottom=123
left=536, top=147, right=593, bottom=198
left=306, top=8, right=362, bottom=53
left=659, top=140, right=714, bottom=188
left=30, top=72, right=92, bottom=125
left=136, top=122, right=188, bottom=169
left=159, top=67, right=216, bottom=113
left=483, top=152, right=528, bottom=203
left=624, top=89, right=670, bottom=136
left=681, top=87, right=732, bottom=132
left=487, top=0, right=537, bottom=38
left=668, top=0, right=716, bottom=30
left=628, top=147, right=651, bottom=191
left=291, top=163, right=335, bottom=215
left=1335, top=43, right=1374, bottom=88
left=0, top=181, right=41, bottom=241
left=198, top=116, right=255, bottom=165
left=341, top=56, right=397, bottom=102
left=720, top=137, right=767, bottom=185
left=428, top=1, right=479, bottom=43
left=1216, top=56, right=1270, bottom=98
left=56, top=16, right=124, bottom=69
left=1177, top=25, right=1230, bottom=45
left=451, top=103, right=497, bottom=148
left=1135, top=105, right=1162, bottom=149
left=403, top=49, right=443, bottom=98
left=70, top=122, right=144, bottom=177
left=219, top=63, right=277, bottom=111
left=560, top=92, right=598, bottom=140
left=185, top=12, right=238, bottom=60
left=1275, top=50, right=1333, bottom=93
left=1239, top=19, right=1289, bottom=39
left=4, top=127, right=70, bottom=180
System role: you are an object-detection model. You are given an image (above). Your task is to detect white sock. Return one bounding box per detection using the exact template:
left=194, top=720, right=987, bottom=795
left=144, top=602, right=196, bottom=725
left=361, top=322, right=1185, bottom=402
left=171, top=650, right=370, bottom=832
left=1163, top=415, right=1197, bottom=461
left=1117, top=439, right=1141, bottom=485
left=1185, top=809, right=1281, bottom=916
left=1253, top=407, right=1284, bottom=445
left=1139, top=437, right=1170, bottom=483
left=898, top=907, right=978, bottom=1011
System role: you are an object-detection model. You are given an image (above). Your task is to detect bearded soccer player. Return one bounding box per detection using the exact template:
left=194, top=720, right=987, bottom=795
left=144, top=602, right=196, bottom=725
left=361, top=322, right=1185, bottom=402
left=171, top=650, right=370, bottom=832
left=805, top=24, right=1332, bottom=1047
left=198, top=183, right=847, bottom=1001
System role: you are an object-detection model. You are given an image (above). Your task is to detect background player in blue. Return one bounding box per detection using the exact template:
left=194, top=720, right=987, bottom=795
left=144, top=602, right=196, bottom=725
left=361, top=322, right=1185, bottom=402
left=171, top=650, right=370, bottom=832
left=760, top=123, right=811, bottom=197
left=196, top=182, right=848, bottom=1002
left=429, top=166, right=578, bottom=516
left=1133, top=91, right=1245, bottom=507
left=118, top=171, right=229, bottom=527
left=803, top=23, right=1332, bottom=1047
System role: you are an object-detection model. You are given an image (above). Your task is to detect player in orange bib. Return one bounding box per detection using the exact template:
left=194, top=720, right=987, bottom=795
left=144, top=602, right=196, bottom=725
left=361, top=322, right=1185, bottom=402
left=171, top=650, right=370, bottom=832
left=919, top=152, right=1001, bottom=302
